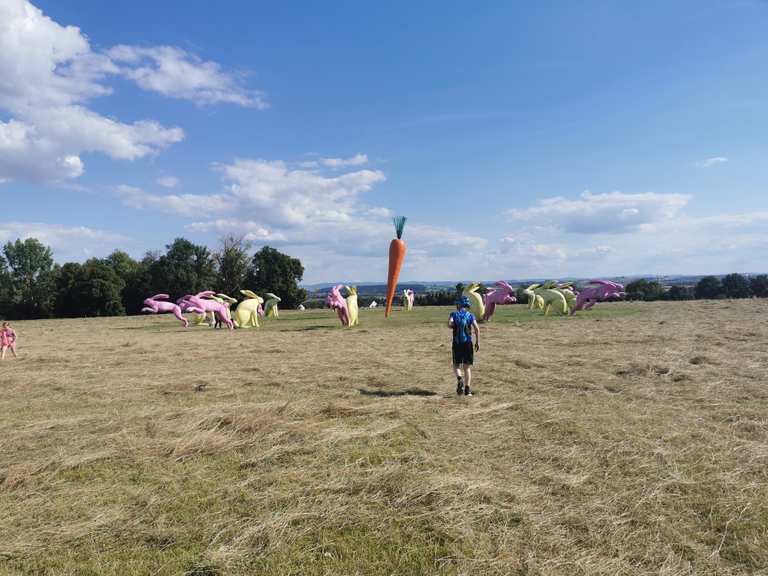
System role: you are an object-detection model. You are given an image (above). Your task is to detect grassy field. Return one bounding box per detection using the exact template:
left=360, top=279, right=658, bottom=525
left=1, top=301, right=767, bottom=575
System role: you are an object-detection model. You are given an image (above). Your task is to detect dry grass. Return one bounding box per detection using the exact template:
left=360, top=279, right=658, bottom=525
left=1, top=301, right=767, bottom=575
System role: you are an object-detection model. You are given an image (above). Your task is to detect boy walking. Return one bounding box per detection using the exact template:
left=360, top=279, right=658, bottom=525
left=449, top=297, right=480, bottom=396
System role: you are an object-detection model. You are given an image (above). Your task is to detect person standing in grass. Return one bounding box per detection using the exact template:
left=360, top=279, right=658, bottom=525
left=449, top=296, right=480, bottom=396
left=1, top=322, right=18, bottom=360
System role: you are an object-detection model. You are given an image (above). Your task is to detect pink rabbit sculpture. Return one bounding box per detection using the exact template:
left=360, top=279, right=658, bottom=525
left=183, top=292, right=234, bottom=329
left=573, top=280, right=625, bottom=314
left=326, top=284, right=350, bottom=326
left=142, top=294, right=202, bottom=327
left=177, top=294, right=213, bottom=326
left=482, top=281, right=517, bottom=322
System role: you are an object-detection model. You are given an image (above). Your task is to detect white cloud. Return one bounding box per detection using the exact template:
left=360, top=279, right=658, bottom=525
left=117, top=185, right=236, bottom=218
left=0, top=1, right=115, bottom=111
left=119, top=157, right=388, bottom=231
left=507, top=190, right=690, bottom=234
left=320, top=153, right=369, bottom=168
left=157, top=175, right=180, bottom=188
left=0, top=221, right=130, bottom=261
left=692, top=211, right=768, bottom=229
left=218, top=158, right=386, bottom=226
left=0, top=0, right=263, bottom=183
left=494, top=196, right=768, bottom=280
left=297, top=154, right=369, bottom=170
left=698, top=156, right=729, bottom=168
left=186, top=219, right=287, bottom=243
left=364, top=207, right=394, bottom=218
left=0, top=0, right=183, bottom=182
left=0, top=119, right=84, bottom=181
left=114, top=154, right=485, bottom=281
left=108, top=45, right=267, bottom=108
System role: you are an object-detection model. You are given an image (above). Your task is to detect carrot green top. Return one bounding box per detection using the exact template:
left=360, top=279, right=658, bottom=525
left=393, top=216, right=407, bottom=239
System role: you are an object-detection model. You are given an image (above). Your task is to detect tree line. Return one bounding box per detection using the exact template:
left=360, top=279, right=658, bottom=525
left=2, top=236, right=764, bottom=320
left=625, top=274, right=768, bottom=301
left=0, top=236, right=307, bottom=320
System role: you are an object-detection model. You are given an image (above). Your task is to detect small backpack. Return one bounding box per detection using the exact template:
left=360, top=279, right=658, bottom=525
left=452, top=310, right=473, bottom=344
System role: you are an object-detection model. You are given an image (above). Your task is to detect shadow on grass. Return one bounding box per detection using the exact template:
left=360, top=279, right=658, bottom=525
left=286, top=325, right=333, bottom=332
left=358, top=387, right=437, bottom=397
left=117, top=325, right=186, bottom=331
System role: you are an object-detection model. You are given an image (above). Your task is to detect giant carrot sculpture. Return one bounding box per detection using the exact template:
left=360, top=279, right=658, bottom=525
left=385, top=216, right=407, bottom=317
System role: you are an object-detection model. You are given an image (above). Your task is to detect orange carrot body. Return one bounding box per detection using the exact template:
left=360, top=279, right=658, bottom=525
left=385, top=238, right=406, bottom=317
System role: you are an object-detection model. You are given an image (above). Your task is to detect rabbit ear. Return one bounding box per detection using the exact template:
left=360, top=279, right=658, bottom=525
left=151, top=293, right=170, bottom=300
left=241, top=290, right=258, bottom=299
left=216, top=294, right=237, bottom=303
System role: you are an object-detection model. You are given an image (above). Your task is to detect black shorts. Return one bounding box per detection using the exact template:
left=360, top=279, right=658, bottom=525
left=452, top=341, right=474, bottom=366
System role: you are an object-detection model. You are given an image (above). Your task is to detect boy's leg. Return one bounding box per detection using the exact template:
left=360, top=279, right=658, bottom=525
left=10, top=343, right=17, bottom=358
left=1, top=345, right=6, bottom=360
left=463, top=365, right=472, bottom=395
left=453, top=362, right=464, bottom=394
left=451, top=343, right=464, bottom=394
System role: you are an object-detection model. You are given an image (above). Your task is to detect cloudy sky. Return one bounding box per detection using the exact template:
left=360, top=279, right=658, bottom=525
left=1, top=0, right=767, bottom=283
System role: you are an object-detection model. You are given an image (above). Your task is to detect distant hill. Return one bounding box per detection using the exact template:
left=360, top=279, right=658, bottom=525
left=309, top=283, right=435, bottom=297
left=303, top=274, right=767, bottom=296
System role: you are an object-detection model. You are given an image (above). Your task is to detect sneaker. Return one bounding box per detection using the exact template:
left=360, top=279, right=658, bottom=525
left=456, top=377, right=464, bottom=395
left=464, top=386, right=473, bottom=397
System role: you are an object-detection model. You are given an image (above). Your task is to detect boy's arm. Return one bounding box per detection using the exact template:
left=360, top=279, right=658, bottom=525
left=472, top=319, right=480, bottom=350
left=448, top=315, right=454, bottom=329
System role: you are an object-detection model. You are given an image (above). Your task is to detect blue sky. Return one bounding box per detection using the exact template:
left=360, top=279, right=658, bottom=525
left=1, top=0, right=767, bottom=283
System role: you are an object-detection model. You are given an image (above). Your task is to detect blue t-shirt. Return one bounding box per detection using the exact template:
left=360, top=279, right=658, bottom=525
left=450, top=310, right=475, bottom=344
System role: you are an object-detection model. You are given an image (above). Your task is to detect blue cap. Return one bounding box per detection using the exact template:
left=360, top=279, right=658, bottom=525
left=456, top=296, right=471, bottom=308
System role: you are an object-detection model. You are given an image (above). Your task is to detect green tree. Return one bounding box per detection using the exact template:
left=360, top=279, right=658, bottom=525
left=721, top=273, right=752, bottom=299
left=625, top=279, right=647, bottom=300
left=122, top=253, right=156, bottom=315
left=149, top=238, right=216, bottom=299
left=3, top=238, right=57, bottom=318
left=0, top=253, right=12, bottom=318
left=749, top=274, right=768, bottom=298
left=104, top=250, right=139, bottom=281
left=79, top=259, right=126, bottom=316
left=455, top=283, right=465, bottom=297
left=54, top=260, right=125, bottom=317
left=215, top=235, right=252, bottom=296
left=643, top=280, right=665, bottom=301
left=103, top=250, right=148, bottom=314
left=54, top=262, right=83, bottom=317
left=667, top=285, right=693, bottom=300
left=626, top=279, right=664, bottom=301
left=416, top=290, right=455, bottom=306
left=245, top=246, right=307, bottom=308
left=695, top=276, right=723, bottom=300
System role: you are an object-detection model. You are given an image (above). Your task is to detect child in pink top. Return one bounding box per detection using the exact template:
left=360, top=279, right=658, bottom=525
left=1, top=322, right=17, bottom=359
